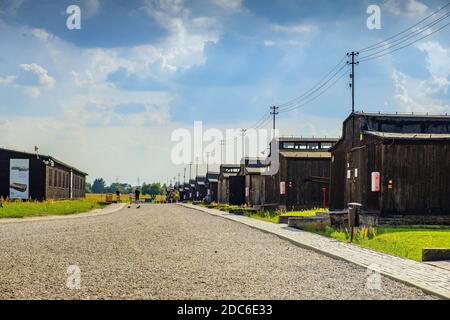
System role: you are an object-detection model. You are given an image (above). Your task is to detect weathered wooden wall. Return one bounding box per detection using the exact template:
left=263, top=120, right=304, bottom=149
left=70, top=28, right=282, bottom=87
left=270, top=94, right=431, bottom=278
left=330, top=113, right=450, bottom=216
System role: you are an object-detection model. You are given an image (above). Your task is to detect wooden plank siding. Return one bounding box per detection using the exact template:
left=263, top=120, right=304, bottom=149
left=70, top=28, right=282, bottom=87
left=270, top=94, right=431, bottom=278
left=330, top=112, right=450, bottom=217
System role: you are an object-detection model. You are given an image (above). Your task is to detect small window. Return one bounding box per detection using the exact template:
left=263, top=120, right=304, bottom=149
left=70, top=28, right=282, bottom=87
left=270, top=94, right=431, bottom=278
left=49, top=169, right=53, bottom=186
left=296, top=143, right=307, bottom=150
left=321, top=142, right=333, bottom=149
left=282, top=142, right=294, bottom=149
left=307, top=143, right=319, bottom=150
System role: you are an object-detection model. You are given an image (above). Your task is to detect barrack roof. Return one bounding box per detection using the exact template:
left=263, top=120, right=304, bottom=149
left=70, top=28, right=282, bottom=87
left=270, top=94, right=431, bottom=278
left=0, top=147, right=88, bottom=176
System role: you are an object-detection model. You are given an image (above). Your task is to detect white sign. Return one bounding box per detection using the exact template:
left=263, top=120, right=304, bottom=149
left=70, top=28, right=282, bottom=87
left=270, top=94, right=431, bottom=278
left=280, top=181, right=286, bottom=195
left=245, top=187, right=249, bottom=197
left=10, top=159, right=29, bottom=199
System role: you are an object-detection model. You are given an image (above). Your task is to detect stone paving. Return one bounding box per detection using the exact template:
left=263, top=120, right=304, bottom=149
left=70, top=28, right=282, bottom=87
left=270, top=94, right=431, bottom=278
left=181, top=203, right=450, bottom=299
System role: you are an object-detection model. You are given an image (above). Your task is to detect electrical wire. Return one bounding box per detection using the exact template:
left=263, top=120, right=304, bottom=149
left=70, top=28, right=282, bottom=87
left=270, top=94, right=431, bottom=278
left=279, top=65, right=350, bottom=113
left=359, top=20, right=450, bottom=62
left=359, top=12, right=450, bottom=61
left=277, top=56, right=347, bottom=110
left=359, top=2, right=450, bottom=53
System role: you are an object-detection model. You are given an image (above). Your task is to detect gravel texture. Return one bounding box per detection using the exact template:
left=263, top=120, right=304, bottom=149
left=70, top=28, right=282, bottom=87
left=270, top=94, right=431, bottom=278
left=0, top=204, right=437, bottom=300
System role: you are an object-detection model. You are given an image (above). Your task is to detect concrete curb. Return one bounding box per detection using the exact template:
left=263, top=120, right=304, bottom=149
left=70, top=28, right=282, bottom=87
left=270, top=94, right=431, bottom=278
left=0, top=203, right=126, bottom=224
left=180, top=203, right=450, bottom=300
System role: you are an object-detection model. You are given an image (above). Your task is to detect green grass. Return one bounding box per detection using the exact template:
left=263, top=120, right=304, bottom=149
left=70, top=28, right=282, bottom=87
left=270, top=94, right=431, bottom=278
left=0, top=199, right=107, bottom=219
left=304, top=225, right=450, bottom=261
left=245, top=208, right=329, bottom=224
left=279, top=207, right=328, bottom=217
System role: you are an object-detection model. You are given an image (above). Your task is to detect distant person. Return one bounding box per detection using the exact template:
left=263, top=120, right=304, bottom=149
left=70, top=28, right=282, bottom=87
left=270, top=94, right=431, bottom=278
left=116, top=190, right=121, bottom=202
left=134, top=189, right=140, bottom=204
left=128, top=192, right=133, bottom=205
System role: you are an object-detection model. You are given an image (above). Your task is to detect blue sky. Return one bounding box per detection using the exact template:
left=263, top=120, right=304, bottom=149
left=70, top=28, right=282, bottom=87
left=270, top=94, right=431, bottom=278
left=0, top=0, right=449, bottom=184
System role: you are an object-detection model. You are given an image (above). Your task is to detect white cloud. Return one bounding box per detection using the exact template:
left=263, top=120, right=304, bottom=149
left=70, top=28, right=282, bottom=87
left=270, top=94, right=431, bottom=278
left=384, top=0, right=428, bottom=16
left=19, top=63, right=55, bottom=88
left=0, top=63, right=55, bottom=97
left=416, top=41, right=450, bottom=93
left=31, top=28, right=53, bottom=41
left=271, top=23, right=318, bottom=34
left=143, top=0, right=220, bottom=70
left=263, top=39, right=305, bottom=47
left=392, top=70, right=449, bottom=113
left=210, top=0, right=242, bottom=10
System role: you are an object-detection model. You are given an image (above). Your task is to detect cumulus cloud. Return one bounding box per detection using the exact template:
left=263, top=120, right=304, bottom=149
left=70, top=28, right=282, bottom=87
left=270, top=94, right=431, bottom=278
left=0, top=63, right=55, bottom=96
left=271, top=23, right=318, bottom=34
left=392, top=70, right=449, bottom=113
left=18, top=63, right=55, bottom=88
left=384, top=0, right=428, bottom=16
left=210, top=0, right=242, bottom=10
left=143, top=0, right=220, bottom=70
left=416, top=41, right=450, bottom=93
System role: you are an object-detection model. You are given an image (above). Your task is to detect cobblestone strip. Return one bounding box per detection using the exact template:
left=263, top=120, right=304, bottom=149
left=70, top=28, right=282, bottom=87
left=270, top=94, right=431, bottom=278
left=180, top=203, right=450, bottom=299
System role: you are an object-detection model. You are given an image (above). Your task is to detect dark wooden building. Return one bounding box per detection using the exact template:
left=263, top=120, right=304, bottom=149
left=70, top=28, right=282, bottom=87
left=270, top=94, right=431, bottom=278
left=238, top=157, right=269, bottom=206
left=265, top=137, right=338, bottom=210
left=218, top=164, right=240, bottom=204
left=188, top=179, right=196, bottom=200
left=206, top=171, right=219, bottom=202
left=194, top=176, right=207, bottom=200
left=329, top=112, right=450, bottom=223
left=0, top=147, right=87, bottom=201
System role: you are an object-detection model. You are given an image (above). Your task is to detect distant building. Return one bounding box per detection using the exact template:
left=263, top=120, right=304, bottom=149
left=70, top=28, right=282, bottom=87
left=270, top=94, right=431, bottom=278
left=218, top=164, right=240, bottom=204
left=206, top=171, right=219, bottom=202
left=329, top=112, right=450, bottom=224
left=265, top=137, right=338, bottom=210
left=195, top=176, right=207, bottom=200
left=237, top=157, right=269, bottom=206
left=0, top=147, right=87, bottom=201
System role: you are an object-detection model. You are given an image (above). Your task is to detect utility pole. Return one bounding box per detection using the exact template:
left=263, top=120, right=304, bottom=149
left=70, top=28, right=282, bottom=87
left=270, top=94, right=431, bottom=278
left=183, top=167, right=186, bottom=184
left=270, top=106, right=279, bottom=131
left=347, top=51, right=359, bottom=148
left=220, top=139, right=225, bottom=165
left=240, top=129, right=247, bottom=162
left=195, top=157, right=199, bottom=177
left=206, top=152, right=210, bottom=174
left=347, top=52, right=359, bottom=114
left=189, top=162, right=192, bottom=181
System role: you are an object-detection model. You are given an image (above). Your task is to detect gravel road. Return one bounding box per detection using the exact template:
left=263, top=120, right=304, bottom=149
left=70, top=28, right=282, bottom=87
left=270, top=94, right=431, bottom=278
left=0, top=204, right=437, bottom=299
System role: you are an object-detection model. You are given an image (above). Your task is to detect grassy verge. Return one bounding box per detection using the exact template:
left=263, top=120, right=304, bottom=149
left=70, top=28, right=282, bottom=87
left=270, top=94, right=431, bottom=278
left=0, top=199, right=107, bottom=219
left=86, top=193, right=163, bottom=203
left=304, top=225, right=450, bottom=262
left=245, top=208, right=328, bottom=224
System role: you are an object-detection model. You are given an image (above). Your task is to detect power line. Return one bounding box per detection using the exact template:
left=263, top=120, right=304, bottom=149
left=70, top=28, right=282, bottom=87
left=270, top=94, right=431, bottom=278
left=278, top=63, right=348, bottom=112
left=359, top=11, right=450, bottom=61
left=359, top=20, right=450, bottom=62
left=359, top=2, right=450, bottom=53
left=277, top=56, right=347, bottom=110
left=278, top=66, right=350, bottom=113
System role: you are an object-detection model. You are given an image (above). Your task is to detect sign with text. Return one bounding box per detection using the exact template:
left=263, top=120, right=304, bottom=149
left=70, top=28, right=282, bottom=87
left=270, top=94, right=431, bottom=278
left=280, top=181, right=286, bottom=195
left=10, top=159, right=29, bottom=199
